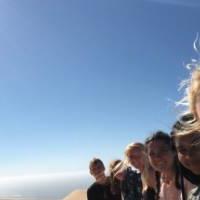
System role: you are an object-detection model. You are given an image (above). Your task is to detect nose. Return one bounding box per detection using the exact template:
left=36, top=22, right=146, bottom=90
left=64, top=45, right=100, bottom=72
left=152, top=152, right=162, bottom=160
left=151, top=154, right=163, bottom=164
left=179, top=152, right=191, bottom=164
left=182, top=153, right=191, bottom=162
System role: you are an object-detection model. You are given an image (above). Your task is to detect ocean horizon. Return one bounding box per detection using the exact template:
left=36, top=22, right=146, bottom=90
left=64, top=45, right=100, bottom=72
left=0, top=171, right=92, bottom=200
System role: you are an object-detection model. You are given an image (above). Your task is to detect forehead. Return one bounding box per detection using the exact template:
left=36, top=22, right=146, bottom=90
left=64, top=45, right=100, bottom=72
left=128, top=147, right=143, bottom=154
left=175, top=133, right=200, bottom=146
left=148, top=140, right=168, bottom=150
left=90, top=161, right=103, bottom=169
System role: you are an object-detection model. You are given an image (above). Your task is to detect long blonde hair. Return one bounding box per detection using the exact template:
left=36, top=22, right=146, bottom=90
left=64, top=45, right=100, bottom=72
left=124, top=142, right=156, bottom=191
left=179, top=68, right=200, bottom=118
left=177, top=34, right=200, bottom=133
left=124, top=142, right=145, bottom=164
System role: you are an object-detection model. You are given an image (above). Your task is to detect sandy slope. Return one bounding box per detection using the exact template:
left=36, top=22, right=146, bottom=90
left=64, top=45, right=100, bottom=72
left=63, top=189, right=87, bottom=200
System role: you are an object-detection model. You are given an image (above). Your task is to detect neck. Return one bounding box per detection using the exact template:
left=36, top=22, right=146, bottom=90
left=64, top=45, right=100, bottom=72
left=96, top=174, right=107, bottom=184
left=161, top=169, right=175, bottom=184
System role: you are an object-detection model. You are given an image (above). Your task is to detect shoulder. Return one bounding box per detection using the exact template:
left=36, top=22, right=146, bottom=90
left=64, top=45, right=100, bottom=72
left=183, top=177, right=196, bottom=193
left=87, top=182, right=102, bottom=199
left=126, top=167, right=140, bottom=178
left=87, top=182, right=99, bottom=193
left=126, top=167, right=137, bottom=174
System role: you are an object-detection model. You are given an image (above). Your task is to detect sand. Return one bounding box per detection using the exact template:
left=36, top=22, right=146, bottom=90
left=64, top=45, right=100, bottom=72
left=63, top=189, right=87, bottom=200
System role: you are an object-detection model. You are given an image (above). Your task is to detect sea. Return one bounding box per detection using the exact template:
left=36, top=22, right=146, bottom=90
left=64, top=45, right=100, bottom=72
left=0, top=172, right=92, bottom=200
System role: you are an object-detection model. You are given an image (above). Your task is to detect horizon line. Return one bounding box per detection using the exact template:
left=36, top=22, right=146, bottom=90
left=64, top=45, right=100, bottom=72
left=0, top=170, right=89, bottom=182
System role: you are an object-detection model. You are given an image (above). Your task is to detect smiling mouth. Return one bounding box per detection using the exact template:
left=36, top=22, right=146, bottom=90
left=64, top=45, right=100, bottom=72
left=156, top=163, right=166, bottom=170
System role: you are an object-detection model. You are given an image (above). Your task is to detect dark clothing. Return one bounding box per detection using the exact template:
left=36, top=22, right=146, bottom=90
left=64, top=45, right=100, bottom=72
left=111, top=193, right=122, bottom=200
left=143, top=187, right=157, bottom=200
left=110, top=177, right=122, bottom=200
left=87, top=181, right=117, bottom=200
left=181, top=164, right=200, bottom=186
left=121, top=167, right=143, bottom=200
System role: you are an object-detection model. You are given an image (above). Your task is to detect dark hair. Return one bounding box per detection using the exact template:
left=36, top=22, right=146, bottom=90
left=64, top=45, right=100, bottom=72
left=155, top=171, right=160, bottom=200
left=89, top=158, right=105, bottom=170
left=145, top=131, right=181, bottom=193
left=145, top=131, right=174, bottom=150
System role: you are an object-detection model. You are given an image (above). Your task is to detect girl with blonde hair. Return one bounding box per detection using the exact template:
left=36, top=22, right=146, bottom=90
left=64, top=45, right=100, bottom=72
left=114, top=142, right=157, bottom=200
left=174, top=35, right=200, bottom=200
left=171, top=114, right=200, bottom=200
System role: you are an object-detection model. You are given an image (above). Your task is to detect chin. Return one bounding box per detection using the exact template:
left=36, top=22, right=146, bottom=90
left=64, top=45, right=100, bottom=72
left=190, top=167, right=200, bottom=175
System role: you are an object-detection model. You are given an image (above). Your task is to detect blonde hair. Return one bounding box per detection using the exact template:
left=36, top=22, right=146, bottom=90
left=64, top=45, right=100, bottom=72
left=112, top=160, right=126, bottom=177
left=189, top=68, right=200, bottom=116
left=142, top=160, right=157, bottom=191
left=177, top=34, right=200, bottom=133
left=109, top=159, right=122, bottom=174
left=178, top=34, right=200, bottom=115
left=172, top=113, right=200, bottom=137
left=125, top=143, right=156, bottom=191
left=124, top=142, right=145, bottom=156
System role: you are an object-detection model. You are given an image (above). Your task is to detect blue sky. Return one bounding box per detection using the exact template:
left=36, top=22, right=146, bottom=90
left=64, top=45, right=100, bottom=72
left=0, top=0, right=200, bottom=177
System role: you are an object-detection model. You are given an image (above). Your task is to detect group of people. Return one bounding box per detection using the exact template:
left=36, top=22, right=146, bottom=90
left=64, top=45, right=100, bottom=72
left=87, top=58, right=200, bottom=199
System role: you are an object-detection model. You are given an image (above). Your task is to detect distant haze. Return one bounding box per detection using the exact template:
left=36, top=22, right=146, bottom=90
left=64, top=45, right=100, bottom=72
left=0, top=172, right=92, bottom=200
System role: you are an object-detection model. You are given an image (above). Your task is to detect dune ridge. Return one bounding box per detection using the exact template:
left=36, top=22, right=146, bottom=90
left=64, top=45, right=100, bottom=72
left=63, top=189, right=87, bottom=200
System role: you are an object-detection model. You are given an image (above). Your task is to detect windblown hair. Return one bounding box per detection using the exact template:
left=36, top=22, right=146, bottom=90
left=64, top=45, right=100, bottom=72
left=170, top=114, right=199, bottom=200
left=124, top=142, right=145, bottom=164
left=145, top=131, right=174, bottom=151
left=178, top=33, right=200, bottom=122
left=178, top=68, right=200, bottom=117
left=109, top=159, right=122, bottom=196
left=125, top=142, right=158, bottom=198
left=171, top=113, right=198, bottom=137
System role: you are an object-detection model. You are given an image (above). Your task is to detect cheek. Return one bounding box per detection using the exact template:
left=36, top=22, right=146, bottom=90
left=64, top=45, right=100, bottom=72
left=149, top=157, right=157, bottom=168
left=164, top=155, right=174, bottom=167
left=178, top=153, right=187, bottom=165
left=195, top=101, right=200, bottom=119
left=115, top=172, right=124, bottom=181
left=191, top=153, right=200, bottom=163
left=130, top=159, right=137, bottom=166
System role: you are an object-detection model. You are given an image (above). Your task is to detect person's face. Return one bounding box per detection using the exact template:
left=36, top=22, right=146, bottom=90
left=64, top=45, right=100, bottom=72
left=175, top=133, right=200, bottom=175
left=147, top=140, right=174, bottom=173
left=127, top=148, right=145, bottom=170
left=195, top=95, right=200, bottom=119
left=114, top=169, right=125, bottom=181
left=90, top=162, right=105, bottom=179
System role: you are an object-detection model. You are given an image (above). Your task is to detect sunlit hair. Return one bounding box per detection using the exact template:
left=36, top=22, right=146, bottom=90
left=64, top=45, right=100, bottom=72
left=109, top=159, right=122, bottom=174
left=112, top=160, right=127, bottom=178
left=124, top=142, right=157, bottom=193
left=178, top=33, right=200, bottom=120
left=171, top=113, right=198, bottom=137
left=141, top=156, right=157, bottom=192
left=179, top=68, right=200, bottom=118
left=124, top=142, right=145, bottom=162
left=109, top=159, right=122, bottom=195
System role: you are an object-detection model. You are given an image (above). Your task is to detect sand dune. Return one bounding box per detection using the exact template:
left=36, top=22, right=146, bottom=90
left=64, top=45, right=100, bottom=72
left=63, top=189, right=87, bottom=200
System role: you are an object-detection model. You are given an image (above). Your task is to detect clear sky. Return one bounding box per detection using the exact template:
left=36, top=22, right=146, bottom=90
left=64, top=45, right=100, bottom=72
left=0, top=0, right=200, bottom=178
